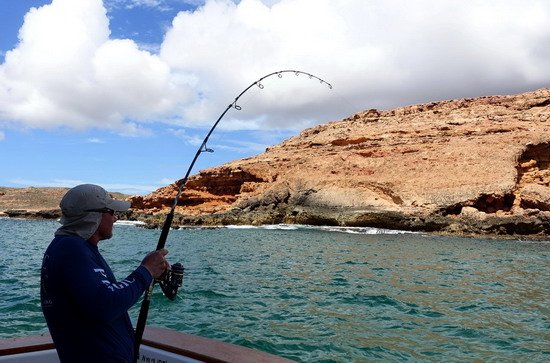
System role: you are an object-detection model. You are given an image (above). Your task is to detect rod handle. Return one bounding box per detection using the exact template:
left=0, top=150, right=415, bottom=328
left=133, top=287, right=152, bottom=362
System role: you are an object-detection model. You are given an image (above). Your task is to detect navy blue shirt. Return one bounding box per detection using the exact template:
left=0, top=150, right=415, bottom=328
left=41, top=235, right=152, bottom=362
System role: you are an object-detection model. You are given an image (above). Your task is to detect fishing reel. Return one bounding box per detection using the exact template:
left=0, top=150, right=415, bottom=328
left=157, top=262, right=184, bottom=301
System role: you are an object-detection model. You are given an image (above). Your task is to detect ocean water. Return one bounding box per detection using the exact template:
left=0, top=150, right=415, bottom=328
left=0, top=217, right=549, bottom=362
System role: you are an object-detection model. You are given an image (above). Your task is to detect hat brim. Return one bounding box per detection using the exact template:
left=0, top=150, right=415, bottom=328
left=106, top=199, right=131, bottom=212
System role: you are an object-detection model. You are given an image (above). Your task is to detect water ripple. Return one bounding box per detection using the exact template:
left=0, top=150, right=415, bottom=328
left=1, top=219, right=549, bottom=362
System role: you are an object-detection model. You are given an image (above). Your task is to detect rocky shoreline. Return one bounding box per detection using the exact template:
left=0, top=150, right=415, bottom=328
left=2, top=206, right=549, bottom=239
left=1, top=209, right=62, bottom=219
left=2, top=88, right=549, bottom=239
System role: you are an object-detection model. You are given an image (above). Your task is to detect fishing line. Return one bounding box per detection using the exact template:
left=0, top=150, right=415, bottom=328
left=206, top=77, right=292, bottom=154
left=331, top=87, right=369, bottom=120
left=133, top=69, right=332, bottom=362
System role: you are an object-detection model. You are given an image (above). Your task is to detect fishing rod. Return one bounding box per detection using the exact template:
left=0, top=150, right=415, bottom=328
left=133, top=69, right=332, bottom=362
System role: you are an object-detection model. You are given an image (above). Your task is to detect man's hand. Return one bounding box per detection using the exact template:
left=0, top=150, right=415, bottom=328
left=141, top=248, right=169, bottom=279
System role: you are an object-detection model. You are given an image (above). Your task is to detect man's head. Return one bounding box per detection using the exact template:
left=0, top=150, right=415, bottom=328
left=60, top=184, right=130, bottom=217
left=56, top=184, right=131, bottom=242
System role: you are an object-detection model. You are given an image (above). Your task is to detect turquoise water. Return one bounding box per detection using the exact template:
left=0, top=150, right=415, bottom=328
left=0, top=217, right=549, bottom=362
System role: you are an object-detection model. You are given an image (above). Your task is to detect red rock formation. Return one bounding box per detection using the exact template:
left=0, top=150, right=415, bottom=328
left=130, top=88, right=550, bottom=235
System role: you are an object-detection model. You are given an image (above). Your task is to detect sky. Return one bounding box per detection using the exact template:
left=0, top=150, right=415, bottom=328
left=1, top=0, right=549, bottom=195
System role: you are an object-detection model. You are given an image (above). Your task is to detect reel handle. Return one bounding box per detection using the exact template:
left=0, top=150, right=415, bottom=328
left=158, top=262, right=184, bottom=301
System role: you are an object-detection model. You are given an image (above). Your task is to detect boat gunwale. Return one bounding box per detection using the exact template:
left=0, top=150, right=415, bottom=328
left=0, top=334, right=53, bottom=356
left=0, top=326, right=294, bottom=363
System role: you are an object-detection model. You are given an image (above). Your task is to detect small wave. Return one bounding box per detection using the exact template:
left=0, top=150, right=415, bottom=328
left=225, top=224, right=299, bottom=230
left=454, top=304, right=479, bottom=312
left=316, top=225, right=413, bottom=235
left=175, top=225, right=222, bottom=230
left=189, top=289, right=234, bottom=299
left=224, top=224, right=260, bottom=229
left=114, top=220, right=146, bottom=226
left=261, top=224, right=300, bottom=230
left=223, top=224, right=413, bottom=235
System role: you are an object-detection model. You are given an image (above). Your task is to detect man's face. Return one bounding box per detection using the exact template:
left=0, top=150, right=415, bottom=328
left=96, top=211, right=116, bottom=240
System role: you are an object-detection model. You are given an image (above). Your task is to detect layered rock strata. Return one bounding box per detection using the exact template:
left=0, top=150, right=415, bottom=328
left=129, top=88, right=550, bottom=236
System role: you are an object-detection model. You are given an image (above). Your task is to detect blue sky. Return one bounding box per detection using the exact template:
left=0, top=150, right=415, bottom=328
left=1, top=0, right=549, bottom=195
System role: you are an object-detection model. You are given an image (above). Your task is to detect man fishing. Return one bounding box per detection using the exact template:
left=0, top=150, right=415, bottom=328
left=40, top=184, right=170, bottom=362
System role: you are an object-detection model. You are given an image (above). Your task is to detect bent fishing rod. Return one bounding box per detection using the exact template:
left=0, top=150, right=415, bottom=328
left=133, top=69, right=332, bottom=362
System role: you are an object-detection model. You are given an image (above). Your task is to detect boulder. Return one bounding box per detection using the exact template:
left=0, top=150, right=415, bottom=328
left=520, top=184, right=550, bottom=211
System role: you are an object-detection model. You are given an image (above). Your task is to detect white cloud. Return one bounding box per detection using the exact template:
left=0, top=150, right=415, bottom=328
left=87, top=137, right=105, bottom=143
left=169, top=128, right=204, bottom=146
left=0, top=131, right=4, bottom=141
left=160, top=177, right=176, bottom=184
left=209, top=138, right=270, bottom=153
left=8, top=178, right=86, bottom=188
left=8, top=177, right=161, bottom=195
left=1, top=0, right=550, bottom=134
left=161, top=0, right=550, bottom=126
left=127, top=0, right=165, bottom=7
left=105, top=0, right=206, bottom=11
left=170, top=127, right=272, bottom=152
left=0, top=0, right=189, bottom=133
left=106, top=0, right=163, bottom=10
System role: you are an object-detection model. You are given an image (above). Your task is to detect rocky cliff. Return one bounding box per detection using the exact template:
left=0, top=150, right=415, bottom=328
left=129, top=88, right=550, bottom=236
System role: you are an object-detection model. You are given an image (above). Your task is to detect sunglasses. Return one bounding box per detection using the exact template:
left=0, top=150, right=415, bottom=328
left=85, top=208, right=115, bottom=215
